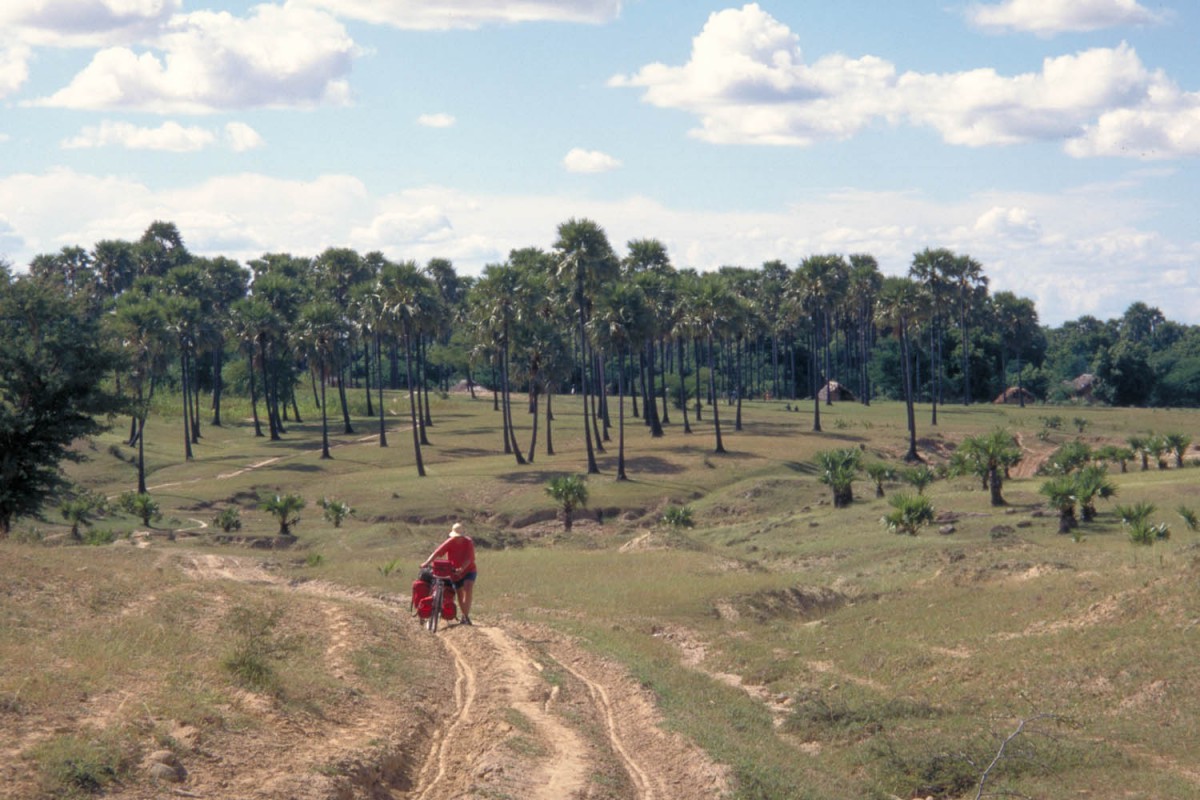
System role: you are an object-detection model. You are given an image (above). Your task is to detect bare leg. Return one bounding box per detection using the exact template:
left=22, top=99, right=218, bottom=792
left=458, top=580, right=474, bottom=619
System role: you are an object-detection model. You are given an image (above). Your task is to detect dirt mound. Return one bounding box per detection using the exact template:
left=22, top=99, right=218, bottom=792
left=718, top=585, right=850, bottom=623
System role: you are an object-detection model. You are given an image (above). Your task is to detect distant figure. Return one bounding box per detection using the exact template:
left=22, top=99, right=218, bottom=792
left=421, top=522, right=477, bottom=625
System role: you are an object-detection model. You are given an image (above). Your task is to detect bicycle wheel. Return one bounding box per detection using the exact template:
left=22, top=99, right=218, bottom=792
left=429, top=581, right=443, bottom=633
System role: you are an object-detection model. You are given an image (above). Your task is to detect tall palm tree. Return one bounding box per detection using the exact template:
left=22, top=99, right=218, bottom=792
left=593, top=282, right=651, bottom=480
left=878, top=276, right=925, bottom=462
left=380, top=260, right=433, bottom=477
left=554, top=219, right=619, bottom=475
left=298, top=300, right=345, bottom=459
left=693, top=273, right=737, bottom=454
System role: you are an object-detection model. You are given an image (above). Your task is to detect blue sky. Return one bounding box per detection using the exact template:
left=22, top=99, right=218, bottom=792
left=2, top=0, right=1198, bottom=325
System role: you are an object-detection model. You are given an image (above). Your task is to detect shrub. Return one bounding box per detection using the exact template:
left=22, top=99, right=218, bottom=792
left=546, top=475, right=588, bottom=532
left=881, top=493, right=934, bottom=536
left=222, top=604, right=297, bottom=692
left=1178, top=505, right=1198, bottom=532
left=117, top=491, right=160, bottom=526
left=661, top=505, right=695, bottom=529
left=317, top=497, right=354, bottom=528
left=815, top=448, right=863, bottom=508
left=32, top=732, right=130, bottom=796
left=900, top=465, right=936, bottom=495
left=305, top=552, right=326, bottom=568
left=1128, top=520, right=1170, bottom=546
left=212, top=507, right=242, bottom=533
left=259, top=492, right=305, bottom=537
left=377, top=558, right=403, bottom=578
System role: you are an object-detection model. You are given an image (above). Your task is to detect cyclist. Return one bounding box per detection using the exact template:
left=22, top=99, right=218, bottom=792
left=420, top=522, right=476, bottom=625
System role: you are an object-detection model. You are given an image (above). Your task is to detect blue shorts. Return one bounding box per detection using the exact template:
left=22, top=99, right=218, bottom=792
left=453, top=572, right=477, bottom=589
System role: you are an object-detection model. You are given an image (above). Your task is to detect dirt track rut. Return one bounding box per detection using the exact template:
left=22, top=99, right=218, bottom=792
left=178, top=553, right=729, bottom=799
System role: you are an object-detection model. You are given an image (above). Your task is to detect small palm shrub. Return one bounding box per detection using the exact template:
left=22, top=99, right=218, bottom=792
left=1127, top=520, right=1170, bottom=546
left=881, top=493, right=934, bottom=536
left=377, top=558, right=403, bottom=578
left=661, top=505, right=695, bottom=529
left=1114, top=502, right=1155, bottom=527
left=318, top=497, right=354, bottom=528
left=212, top=507, right=242, bottom=533
left=900, top=465, right=936, bottom=495
left=259, top=492, right=305, bottom=537
left=546, top=475, right=588, bottom=531
left=117, top=492, right=161, bottom=526
left=1178, top=505, right=1198, bottom=532
left=59, top=491, right=107, bottom=541
left=864, top=462, right=896, bottom=499
left=815, top=448, right=863, bottom=508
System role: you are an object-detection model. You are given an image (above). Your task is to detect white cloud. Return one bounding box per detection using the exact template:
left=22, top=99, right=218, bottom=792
left=58, top=119, right=266, bottom=152
left=611, top=4, right=1200, bottom=158
left=224, top=122, right=265, bottom=152
left=61, top=120, right=216, bottom=151
left=2, top=167, right=1196, bottom=325
left=0, top=42, right=31, bottom=97
left=32, top=4, right=355, bottom=113
left=562, top=148, right=622, bottom=173
left=417, top=113, right=456, bottom=128
left=968, top=0, right=1164, bottom=35
left=0, top=0, right=179, bottom=47
left=294, top=0, right=621, bottom=30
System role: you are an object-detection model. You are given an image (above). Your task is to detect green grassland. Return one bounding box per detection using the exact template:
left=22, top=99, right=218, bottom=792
left=5, top=392, right=1200, bottom=799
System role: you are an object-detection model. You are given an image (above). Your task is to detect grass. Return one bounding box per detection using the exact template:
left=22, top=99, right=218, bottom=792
left=7, top=393, right=1200, bottom=797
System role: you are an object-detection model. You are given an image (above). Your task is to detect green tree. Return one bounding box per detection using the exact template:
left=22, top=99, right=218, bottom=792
left=955, top=429, right=1022, bottom=506
left=877, top=276, right=925, bottom=461
left=546, top=475, right=588, bottom=532
left=815, top=448, right=863, bottom=508
left=1074, top=464, right=1116, bottom=522
left=864, top=462, right=896, bottom=498
left=1039, top=477, right=1078, bottom=534
left=555, top=219, right=620, bottom=474
left=1163, top=432, right=1192, bottom=468
left=260, top=493, right=305, bottom=537
left=0, top=276, right=120, bottom=536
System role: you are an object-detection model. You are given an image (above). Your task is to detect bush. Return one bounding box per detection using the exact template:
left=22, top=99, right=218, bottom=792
left=117, top=491, right=161, bottom=526
left=661, top=505, right=695, bottom=529
left=317, top=497, right=354, bottom=528
left=221, top=604, right=297, bottom=692
left=212, top=507, right=242, bottom=533
left=32, top=732, right=130, bottom=796
left=882, top=494, right=934, bottom=536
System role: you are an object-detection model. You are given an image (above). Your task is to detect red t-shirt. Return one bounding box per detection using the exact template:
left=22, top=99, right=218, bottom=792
left=431, top=536, right=476, bottom=574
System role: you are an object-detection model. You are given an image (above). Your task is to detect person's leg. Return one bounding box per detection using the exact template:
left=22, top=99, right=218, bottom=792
left=459, top=579, right=474, bottom=620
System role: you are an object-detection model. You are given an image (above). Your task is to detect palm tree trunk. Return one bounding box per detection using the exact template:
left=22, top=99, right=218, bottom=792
left=338, top=363, right=354, bottom=435
left=617, top=349, right=628, bottom=480
left=678, top=338, right=692, bottom=434
left=247, top=350, right=264, bottom=437
left=320, top=361, right=331, bottom=459
left=181, top=347, right=194, bottom=461
left=364, top=341, right=374, bottom=418
left=403, top=326, right=426, bottom=477
left=545, top=389, right=555, bottom=456
left=708, top=336, right=725, bottom=454
left=376, top=333, right=388, bottom=447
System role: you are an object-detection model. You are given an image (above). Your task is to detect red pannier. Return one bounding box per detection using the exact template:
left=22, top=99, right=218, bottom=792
left=412, top=577, right=431, bottom=611
left=416, top=595, right=434, bottom=619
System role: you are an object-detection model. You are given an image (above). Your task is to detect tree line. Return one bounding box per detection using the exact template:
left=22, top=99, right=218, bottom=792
left=4, top=216, right=1199, bottom=534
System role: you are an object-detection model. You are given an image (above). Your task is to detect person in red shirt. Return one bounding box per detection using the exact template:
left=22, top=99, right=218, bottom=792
left=421, top=522, right=477, bottom=625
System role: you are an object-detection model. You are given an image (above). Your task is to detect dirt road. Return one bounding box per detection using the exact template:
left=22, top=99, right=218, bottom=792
left=173, top=554, right=729, bottom=799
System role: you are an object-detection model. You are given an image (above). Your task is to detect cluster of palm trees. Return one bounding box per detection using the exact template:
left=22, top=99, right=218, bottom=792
left=24, top=217, right=1043, bottom=492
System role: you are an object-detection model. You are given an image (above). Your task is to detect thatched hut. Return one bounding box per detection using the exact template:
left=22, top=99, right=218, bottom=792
left=993, top=386, right=1036, bottom=405
left=817, top=380, right=857, bottom=402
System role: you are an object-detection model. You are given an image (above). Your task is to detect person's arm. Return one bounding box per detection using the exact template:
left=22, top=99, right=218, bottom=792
left=420, top=540, right=448, bottom=568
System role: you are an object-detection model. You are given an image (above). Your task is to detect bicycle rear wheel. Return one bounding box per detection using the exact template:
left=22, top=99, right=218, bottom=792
left=428, top=581, right=444, bottom=633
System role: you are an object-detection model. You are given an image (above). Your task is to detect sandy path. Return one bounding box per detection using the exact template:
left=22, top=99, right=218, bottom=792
left=175, top=553, right=730, bottom=799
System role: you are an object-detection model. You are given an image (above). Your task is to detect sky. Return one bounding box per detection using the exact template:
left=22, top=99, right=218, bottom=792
left=1, top=0, right=1198, bottom=326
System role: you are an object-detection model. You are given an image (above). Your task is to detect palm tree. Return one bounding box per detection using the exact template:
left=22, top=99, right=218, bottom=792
left=297, top=300, right=345, bottom=460
left=692, top=273, right=738, bottom=454
left=955, top=428, right=1022, bottom=506
left=864, top=462, right=896, bottom=498
left=1127, top=435, right=1149, bottom=471
left=546, top=475, right=588, bottom=532
left=592, top=282, right=651, bottom=481
left=882, top=493, right=935, bottom=536
left=260, top=492, right=305, bottom=537
left=877, top=276, right=925, bottom=461
left=1040, top=476, right=1078, bottom=534
left=815, top=448, right=862, bottom=507
left=1164, top=432, right=1192, bottom=468
left=554, top=219, right=619, bottom=475
left=380, top=260, right=434, bottom=477
left=1075, top=464, right=1117, bottom=522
